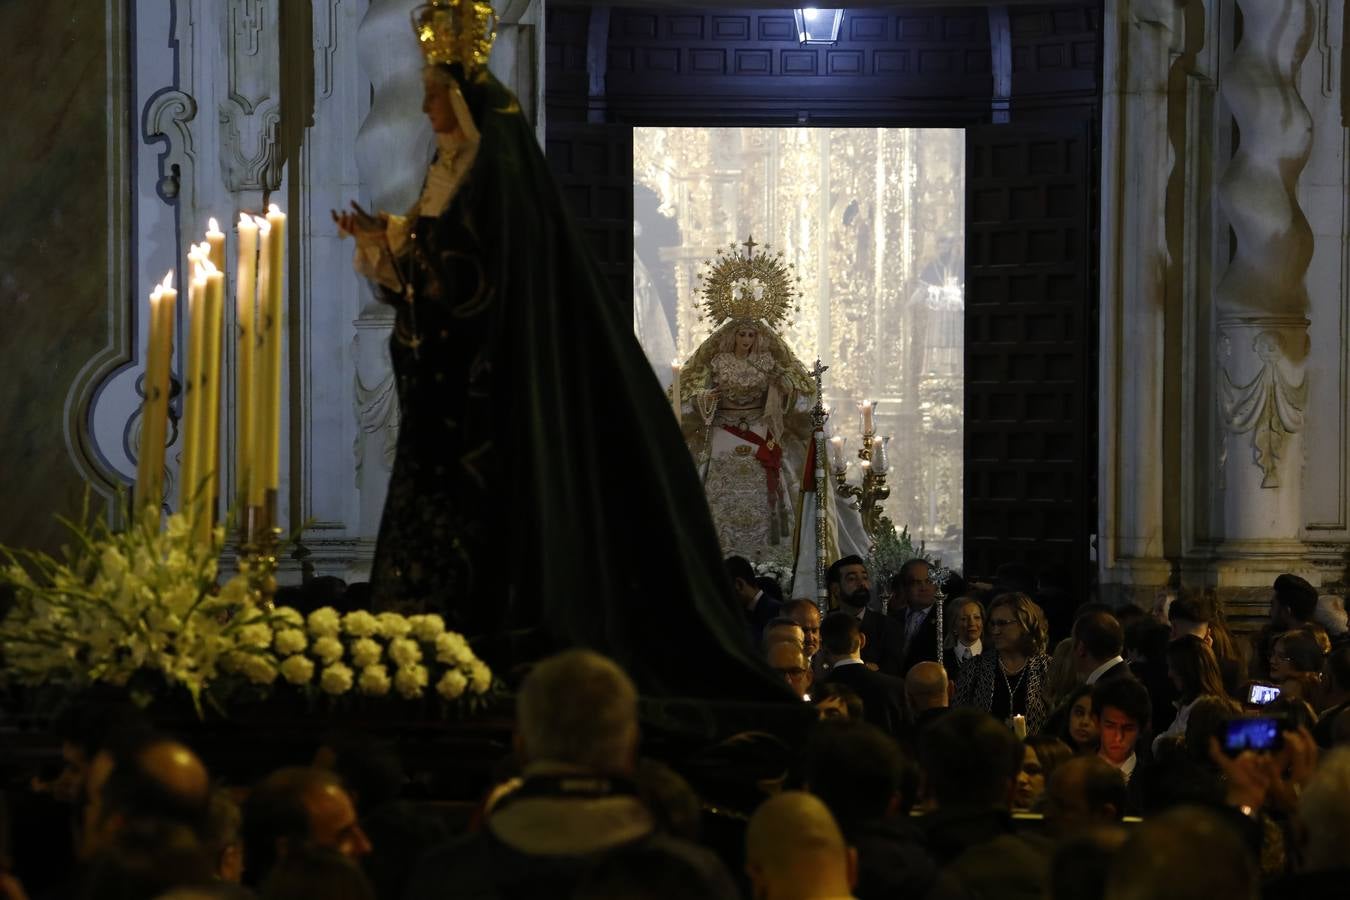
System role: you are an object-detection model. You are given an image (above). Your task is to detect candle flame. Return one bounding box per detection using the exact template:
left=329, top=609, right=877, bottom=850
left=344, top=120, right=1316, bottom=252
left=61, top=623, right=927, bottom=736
left=268, top=203, right=282, bottom=216
left=207, top=217, right=221, bottom=233
left=161, top=271, right=174, bottom=291
left=200, top=259, right=219, bottom=277
left=254, top=215, right=271, bottom=236
left=239, top=212, right=254, bottom=229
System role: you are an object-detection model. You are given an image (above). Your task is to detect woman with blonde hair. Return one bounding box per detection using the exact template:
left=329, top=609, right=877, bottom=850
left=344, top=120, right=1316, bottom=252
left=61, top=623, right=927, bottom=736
left=954, top=592, right=1053, bottom=734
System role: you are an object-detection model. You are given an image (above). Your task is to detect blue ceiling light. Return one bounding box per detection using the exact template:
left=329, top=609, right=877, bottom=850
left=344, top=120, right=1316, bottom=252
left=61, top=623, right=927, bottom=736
left=794, top=8, right=844, bottom=45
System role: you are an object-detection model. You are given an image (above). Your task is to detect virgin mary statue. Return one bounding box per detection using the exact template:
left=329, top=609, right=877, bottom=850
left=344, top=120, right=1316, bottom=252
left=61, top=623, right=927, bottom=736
left=678, top=243, right=817, bottom=568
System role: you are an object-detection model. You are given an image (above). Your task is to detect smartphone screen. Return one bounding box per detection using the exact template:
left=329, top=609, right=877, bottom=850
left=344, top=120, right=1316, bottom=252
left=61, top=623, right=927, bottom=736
left=1222, top=717, right=1282, bottom=754
left=1247, top=683, right=1281, bottom=705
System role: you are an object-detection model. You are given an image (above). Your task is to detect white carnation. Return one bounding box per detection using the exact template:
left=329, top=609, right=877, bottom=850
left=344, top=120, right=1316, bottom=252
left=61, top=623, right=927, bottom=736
left=238, top=622, right=274, bottom=649
left=240, top=654, right=278, bottom=685
left=434, top=632, right=471, bottom=666
left=274, top=628, right=308, bottom=656
left=273, top=606, right=304, bottom=628
left=388, top=637, right=422, bottom=668
left=350, top=637, right=383, bottom=668
left=312, top=636, right=344, bottom=664
left=320, top=662, right=354, bottom=695
left=469, top=660, right=492, bottom=694
left=436, top=668, right=467, bottom=700
left=358, top=664, right=391, bottom=696
left=307, top=607, right=341, bottom=638
left=394, top=664, right=428, bottom=699
left=376, top=612, right=412, bottom=639
left=279, top=654, right=315, bottom=685
left=408, top=614, right=446, bottom=642
left=342, top=610, right=380, bottom=638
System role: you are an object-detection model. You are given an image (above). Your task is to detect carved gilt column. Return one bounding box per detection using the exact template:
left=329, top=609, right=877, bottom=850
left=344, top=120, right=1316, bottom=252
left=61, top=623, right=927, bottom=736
left=1209, top=0, right=1317, bottom=600
left=1098, top=0, right=1182, bottom=606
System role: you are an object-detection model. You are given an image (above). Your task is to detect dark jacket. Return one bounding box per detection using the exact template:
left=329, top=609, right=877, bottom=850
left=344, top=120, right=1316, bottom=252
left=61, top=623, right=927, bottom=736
left=824, top=660, right=908, bottom=737
left=920, top=806, right=1051, bottom=900
left=860, top=607, right=908, bottom=674
left=895, top=604, right=942, bottom=676
left=846, top=818, right=938, bottom=900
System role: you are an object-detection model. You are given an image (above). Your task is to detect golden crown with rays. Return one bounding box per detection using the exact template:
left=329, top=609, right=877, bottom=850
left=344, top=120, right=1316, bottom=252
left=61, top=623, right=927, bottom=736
left=694, top=236, right=804, bottom=330
left=412, top=0, right=498, bottom=71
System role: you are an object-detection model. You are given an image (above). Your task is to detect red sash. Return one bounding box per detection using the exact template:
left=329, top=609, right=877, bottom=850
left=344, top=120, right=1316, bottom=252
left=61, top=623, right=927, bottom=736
left=721, top=424, right=783, bottom=505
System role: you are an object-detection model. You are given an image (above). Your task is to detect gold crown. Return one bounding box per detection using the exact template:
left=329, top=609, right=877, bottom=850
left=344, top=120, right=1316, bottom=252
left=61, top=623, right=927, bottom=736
left=694, top=236, right=803, bottom=330
left=412, top=1, right=498, bottom=71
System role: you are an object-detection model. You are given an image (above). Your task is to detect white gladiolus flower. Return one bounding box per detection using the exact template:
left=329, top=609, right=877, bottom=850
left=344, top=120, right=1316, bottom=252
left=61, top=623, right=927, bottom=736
left=307, top=607, right=342, bottom=638
left=436, top=669, right=467, bottom=700
left=342, top=610, right=380, bottom=638
left=358, top=664, right=391, bottom=696
left=376, top=612, right=412, bottom=639
left=274, top=628, right=308, bottom=656
left=394, top=664, right=428, bottom=699
left=320, top=663, right=354, bottom=695
left=312, top=636, right=344, bottom=664
left=388, top=637, right=422, bottom=668
left=279, top=654, right=315, bottom=685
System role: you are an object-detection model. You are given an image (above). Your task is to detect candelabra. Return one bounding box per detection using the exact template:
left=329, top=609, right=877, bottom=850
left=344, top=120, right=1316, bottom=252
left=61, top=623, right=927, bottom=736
left=830, top=400, right=894, bottom=540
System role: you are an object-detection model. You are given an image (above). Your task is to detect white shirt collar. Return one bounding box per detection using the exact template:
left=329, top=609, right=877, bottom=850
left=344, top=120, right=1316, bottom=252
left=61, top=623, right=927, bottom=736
left=1085, top=656, right=1125, bottom=685
left=830, top=657, right=865, bottom=669
left=1100, top=750, right=1137, bottom=782
left=748, top=589, right=764, bottom=612
left=958, top=638, right=982, bottom=659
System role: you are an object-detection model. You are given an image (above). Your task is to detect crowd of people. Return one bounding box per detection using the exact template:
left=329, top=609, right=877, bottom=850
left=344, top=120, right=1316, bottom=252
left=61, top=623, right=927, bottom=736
left=2, top=560, right=1350, bottom=899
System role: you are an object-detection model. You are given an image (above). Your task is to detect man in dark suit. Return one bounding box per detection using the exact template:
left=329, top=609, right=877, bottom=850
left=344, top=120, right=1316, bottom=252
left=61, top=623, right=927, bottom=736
left=827, top=555, right=905, bottom=673
left=727, top=555, right=781, bottom=644
left=1072, top=610, right=1132, bottom=685
left=820, top=612, right=908, bottom=737
left=891, top=559, right=942, bottom=676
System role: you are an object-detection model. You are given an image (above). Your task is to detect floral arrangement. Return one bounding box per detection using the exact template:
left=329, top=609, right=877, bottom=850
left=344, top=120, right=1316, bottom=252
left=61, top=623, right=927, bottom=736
left=868, top=523, right=949, bottom=592
left=0, top=507, right=492, bottom=716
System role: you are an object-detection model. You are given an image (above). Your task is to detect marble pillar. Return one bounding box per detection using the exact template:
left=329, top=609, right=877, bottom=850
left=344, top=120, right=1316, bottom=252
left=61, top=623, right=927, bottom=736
left=1207, top=0, right=1318, bottom=610
left=1098, top=0, right=1183, bottom=606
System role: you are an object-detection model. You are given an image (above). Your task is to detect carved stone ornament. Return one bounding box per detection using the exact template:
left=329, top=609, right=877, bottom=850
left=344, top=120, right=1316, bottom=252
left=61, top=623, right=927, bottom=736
left=219, top=0, right=283, bottom=194
left=1220, top=331, right=1308, bottom=489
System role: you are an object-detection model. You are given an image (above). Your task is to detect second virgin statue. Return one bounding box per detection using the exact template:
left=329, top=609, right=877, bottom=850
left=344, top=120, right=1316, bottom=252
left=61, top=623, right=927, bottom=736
left=678, top=242, right=817, bottom=567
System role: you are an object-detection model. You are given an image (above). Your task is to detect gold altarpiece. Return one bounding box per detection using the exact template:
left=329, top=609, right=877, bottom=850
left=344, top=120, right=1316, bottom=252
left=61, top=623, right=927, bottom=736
left=634, top=127, right=964, bottom=568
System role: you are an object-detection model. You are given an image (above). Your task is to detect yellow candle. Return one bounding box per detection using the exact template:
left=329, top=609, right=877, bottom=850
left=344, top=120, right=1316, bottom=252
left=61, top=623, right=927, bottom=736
left=258, top=204, right=286, bottom=502
left=198, top=263, right=226, bottom=542
left=248, top=216, right=272, bottom=508
left=205, top=218, right=226, bottom=272
left=179, top=255, right=206, bottom=516
left=136, top=272, right=177, bottom=514
left=235, top=214, right=259, bottom=511
left=671, top=359, right=682, bottom=413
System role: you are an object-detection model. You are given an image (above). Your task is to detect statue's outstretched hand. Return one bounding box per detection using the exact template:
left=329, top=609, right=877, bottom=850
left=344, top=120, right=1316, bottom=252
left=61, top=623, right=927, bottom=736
left=332, top=201, right=388, bottom=240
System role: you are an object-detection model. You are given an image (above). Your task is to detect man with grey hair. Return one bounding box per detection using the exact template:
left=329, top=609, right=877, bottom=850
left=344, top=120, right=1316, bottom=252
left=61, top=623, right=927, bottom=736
left=404, top=650, right=735, bottom=900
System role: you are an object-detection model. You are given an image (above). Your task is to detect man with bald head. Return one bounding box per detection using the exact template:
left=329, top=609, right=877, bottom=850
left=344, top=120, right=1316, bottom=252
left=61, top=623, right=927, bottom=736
left=80, top=733, right=211, bottom=860
left=1041, top=756, right=1126, bottom=839
left=745, top=792, right=857, bottom=900
left=902, top=662, right=950, bottom=752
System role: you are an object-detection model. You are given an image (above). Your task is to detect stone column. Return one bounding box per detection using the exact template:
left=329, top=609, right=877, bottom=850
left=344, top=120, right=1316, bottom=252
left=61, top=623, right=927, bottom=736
left=1208, top=0, right=1318, bottom=608
left=1098, top=0, right=1183, bottom=606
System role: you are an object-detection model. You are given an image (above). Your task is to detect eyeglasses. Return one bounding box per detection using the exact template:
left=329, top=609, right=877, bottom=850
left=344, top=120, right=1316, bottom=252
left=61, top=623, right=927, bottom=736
left=989, top=618, right=1019, bottom=629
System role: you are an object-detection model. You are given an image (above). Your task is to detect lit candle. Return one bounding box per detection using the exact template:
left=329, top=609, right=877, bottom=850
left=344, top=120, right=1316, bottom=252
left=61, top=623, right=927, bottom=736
left=205, top=218, right=226, bottom=273
left=860, top=399, right=875, bottom=435
left=255, top=204, right=286, bottom=507
left=860, top=459, right=871, bottom=480
left=671, top=359, right=682, bottom=413
left=179, top=250, right=208, bottom=517
left=872, top=435, right=886, bottom=474
left=1012, top=714, right=1027, bottom=739
left=235, top=214, right=258, bottom=511
left=198, top=261, right=226, bottom=541
left=248, top=216, right=272, bottom=508
left=136, top=272, right=177, bottom=514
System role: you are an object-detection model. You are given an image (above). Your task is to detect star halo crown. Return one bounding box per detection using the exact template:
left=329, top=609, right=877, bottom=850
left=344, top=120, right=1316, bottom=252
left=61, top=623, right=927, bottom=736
left=412, top=0, right=498, bottom=72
